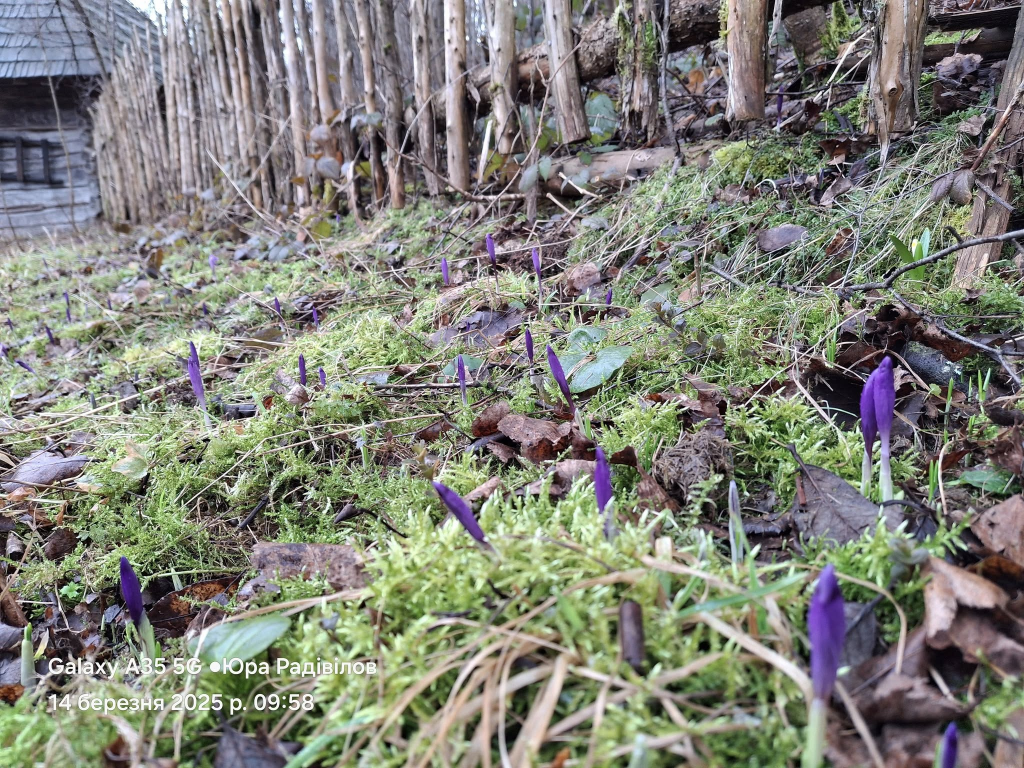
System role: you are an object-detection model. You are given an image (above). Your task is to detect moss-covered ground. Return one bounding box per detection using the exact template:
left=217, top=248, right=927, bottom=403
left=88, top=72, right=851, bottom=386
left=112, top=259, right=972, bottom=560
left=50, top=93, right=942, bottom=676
left=0, top=107, right=1022, bottom=766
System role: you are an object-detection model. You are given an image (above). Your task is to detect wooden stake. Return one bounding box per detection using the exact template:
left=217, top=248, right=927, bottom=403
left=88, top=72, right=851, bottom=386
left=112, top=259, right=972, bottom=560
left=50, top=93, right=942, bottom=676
left=725, top=0, right=768, bottom=121
left=373, top=0, right=406, bottom=208
left=411, top=0, right=440, bottom=195
left=353, top=0, right=387, bottom=203
left=542, top=0, right=590, bottom=143
left=444, top=0, right=471, bottom=190
left=280, top=0, right=309, bottom=206
left=331, top=0, right=363, bottom=216
left=488, top=0, right=518, bottom=155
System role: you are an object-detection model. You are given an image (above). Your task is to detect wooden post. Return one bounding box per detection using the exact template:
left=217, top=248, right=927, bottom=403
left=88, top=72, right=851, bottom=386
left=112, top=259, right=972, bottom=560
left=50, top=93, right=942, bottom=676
left=444, top=0, right=471, bottom=190
left=280, top=0, right=309, bottom=206
left=954, top=12, right=1024, bottom=284
left=620, top=0, right=660, bottom=140
left=373, top=0, right=406, bottom=208
left=310, top=0, right=334, bottom=121
left=543, top=0, right=590, bottom=143
left=725, top=0, right=768, bottom=121
left=331, top=0, right=363, bottom=216
left=353, top=0, right=388, bottom=203
left=867, top=0, right=929, bottom=154
left=293, top=0, right=321, bottom=126
left=411, top=0, right=440, bottom=195
left=488, top=0, right=517, bottom=155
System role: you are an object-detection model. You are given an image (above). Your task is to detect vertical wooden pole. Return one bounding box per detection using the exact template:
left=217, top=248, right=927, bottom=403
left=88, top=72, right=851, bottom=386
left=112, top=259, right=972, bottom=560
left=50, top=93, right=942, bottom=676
left=310, top=0, right=335, bottom=121
left=160, top=13, right=181, bottom=191
left=352, top=0, right=387, bottom=203
left=331, top=0, right=363, bottom=217
left=219, top=0, right=250, bottom=184
left=444, top=0, right=470, bottom=190
left=229, top=0, right=264, bottom=207
left=488, top=0, right=517, bottom=155
left=620, top=0, right=661, bottom=140
left=373, top=0, right=406, bottom=208
left=543, top=0, right=589, bottom=143
left=725, top=0, right=768, bottom=121
left=280, top=0, right=310, bottom=206
left=867, top=0, right=929, bottom=155
left=293, top=0, right=321, bottom=126
left=411, top=0, right=440, bottom=195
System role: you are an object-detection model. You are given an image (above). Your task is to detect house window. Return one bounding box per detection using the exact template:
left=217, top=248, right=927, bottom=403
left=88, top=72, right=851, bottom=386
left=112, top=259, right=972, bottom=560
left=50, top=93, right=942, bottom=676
left=0, top=137, right=63, bottom=186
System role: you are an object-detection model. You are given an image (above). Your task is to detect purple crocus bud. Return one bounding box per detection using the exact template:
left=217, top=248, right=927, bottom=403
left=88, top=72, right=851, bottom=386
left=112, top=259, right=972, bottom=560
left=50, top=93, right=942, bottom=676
left=808, top=564, right=845, bottom=702
left=208, top=254, right=218, bottom=278
left=859, top=372, right=878, bottom=497
left=432, top=481, right=488, bottom=544
left=532, top=248, right=541, bottom=280
left=873, top=357, right=896, bottom=501
left=457, top=354, right=467, bottom=406
left=44, top=325, right=56, bottom=345
left=119, top=556, right=145, bottom=627
left=298, top=354, right=307, bottom=386
left=594, top=447, right=615, bottom=539
left=546, top=345, right=575, bottom=415
left=64, top=291, right=71, bottom=323
left=106, top=298, right=112, bottom=311
left=441, top=257, right=450, bottom=287
left=15, top=359, right=34, bottom=373
left=486, top=234, right=496, bottom=267
left=312, top=305, right=320, bottom=329
left=939, top=723, right=958, bottom=768
left=318, top=366, right=327, bottom=388
left=5, top=318, right=12, bottom=330
left=202, top=302, right=209, bottom=316
left=0, top=343, right=7, bottom=357
left=776, top=86, right=784, bottom=129
left=605, top=287, right=613, bottom=306
left=524, top=328, right=534, bottom=364
left=187, top=342, right=207, bottom=412
left=273, top=297, right=282, bottom=318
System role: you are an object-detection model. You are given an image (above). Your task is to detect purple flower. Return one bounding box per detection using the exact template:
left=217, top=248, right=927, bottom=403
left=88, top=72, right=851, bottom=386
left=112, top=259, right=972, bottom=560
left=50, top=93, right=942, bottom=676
left=532, top=248, right=541, bottom=280
left=106, top=298, right=112, bottom=311
left=457, top=354, right=467, bottom=406
left=15, top=359, right=34, bottom=373
left=119, top=556, right=145, bottom=627
left=299, top=354, right=307, bottom=386
left=860, top=357, right=896, bottom=500
left=524, top=328, right=534, bottom=364
left=546, top=345, right=575, bottom=415
left=939, top=723, right=958, bottom=768
left=202, top=302, right=209, bottom=316
left=441, top=258, right=450, bottom=286
left=0, top=343, right=7, bottom=357
left=318, top=366, right=327, bottom=388
left=5, top=318, right=12, bottom=330
left=208, top=254, right=218, bottom=278
left=64, top=291, right=71, bottom=323
left=432, top=481, right=488, bottom=544
left=45, top=325, right=55, bottom=345
left=808, top=564, right=845, bottom=702
left=273, top=297, right=282, bottom=318
left=312, top=305, right=320, bottom=329
left=187, top=342, right=207, bottom=412
left=605, top=287, right=613, bottom=306
left=594, top=447, right=614, bottom=539
left=486, top=234, right=496, bottom=268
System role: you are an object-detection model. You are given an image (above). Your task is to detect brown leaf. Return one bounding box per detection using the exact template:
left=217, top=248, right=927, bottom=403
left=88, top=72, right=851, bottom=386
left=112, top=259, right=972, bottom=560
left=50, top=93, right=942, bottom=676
left=415, top=419, right=454, bottom=443
left=930, top=172, right=954, bottom=203
left=988, top=426, right=1024, bottom=477
left=958, top=114, right=986, bottom=137
left=855, top=673, right=971, bottom=724
left=472, top=401, right=510, bottom=437
left=819, top=176, right=853, bottom=207
left=523, top=459, right=595, bottom=498
left=214, top=725, right=287, bottom=768
left=464, top=477, right=503, bottom=505
left=618, top=600, right=645, bottom=673
left=147, top=577, right=239, bottom=638
left=949, top=168, right=975, bottom=205
left=563, top=262, right=601, bottom=295
left=251, top=543, right=366, bottom=591
left=971, top=495, right=1024, bottom=567
left=1, top=451, right=90, bottom=492
left=497, top=414, right=573, bottom=464
left=756, top=224, right=807, bottom=253
left=790, top=463, right=901, bottom=545
left=42, top=527, right=77, bottom=560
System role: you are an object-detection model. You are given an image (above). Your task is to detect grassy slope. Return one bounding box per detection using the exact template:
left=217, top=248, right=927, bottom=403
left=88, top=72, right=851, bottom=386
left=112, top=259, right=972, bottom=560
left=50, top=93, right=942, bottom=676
left=0, top=108, right=1023, bottom=766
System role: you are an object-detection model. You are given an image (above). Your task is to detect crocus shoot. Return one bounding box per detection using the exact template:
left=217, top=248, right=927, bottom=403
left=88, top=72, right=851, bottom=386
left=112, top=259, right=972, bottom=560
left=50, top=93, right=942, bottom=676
left=532, top=247, right=542, bottom=305
left=187, top=341, right=212, bottom=429
left=318, top=366, right=327, bottom=388
left=441, top=257, right=450, bottom=287
left=273, top=297, right=282, bottom=318
left=605, top=287, right=613, bottom=306
left=457, top=354, right=468, bottom=406
left=727, top=480, right=747, bottom=565
left=486, top=234, right=499, bottom=289
left=937, top=723, right=957, bottom=768
left=859, top=357, right=895, bottom=501
left=594, top=447, right=615, bottom=539
left=312, top=305, right=320, bottom=329
left=45, top=325, right=55, bottom=345
left=432, top=481, right=488, bottom=546
left=20, top=624, right=33, bottom=689
left=208, top=254, right=218, bottom=280
left=546, top=345, right=575, bottom=415
left=64, top=291, right=71, bottom=323
left=524, top=328, right=534, bottom=365
left=15, top=359, right=34, bottom=373
left=120, top=557, right=157, bottom=661
left=803, top=564, right=845, bottom=768
left=298, top=354, right=307, bottom=386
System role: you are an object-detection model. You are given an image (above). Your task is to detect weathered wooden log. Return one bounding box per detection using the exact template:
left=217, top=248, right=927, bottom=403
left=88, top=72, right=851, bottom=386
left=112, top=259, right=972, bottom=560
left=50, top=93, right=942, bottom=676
left=539, top=146, right=676, bottom=197
left=444, top=0, right=471, bottom=190
left=726, top=0, right=769, bottom=121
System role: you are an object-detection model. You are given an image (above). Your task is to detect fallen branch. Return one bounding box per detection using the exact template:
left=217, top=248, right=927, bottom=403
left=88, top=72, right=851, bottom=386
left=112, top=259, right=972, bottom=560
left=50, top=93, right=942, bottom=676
left=844, top=227, right=1024, bottom=291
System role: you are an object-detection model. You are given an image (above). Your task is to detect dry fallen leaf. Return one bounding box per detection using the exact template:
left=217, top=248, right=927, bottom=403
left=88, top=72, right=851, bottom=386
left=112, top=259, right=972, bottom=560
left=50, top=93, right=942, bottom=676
left=971, top=495, right=1024, bottom=568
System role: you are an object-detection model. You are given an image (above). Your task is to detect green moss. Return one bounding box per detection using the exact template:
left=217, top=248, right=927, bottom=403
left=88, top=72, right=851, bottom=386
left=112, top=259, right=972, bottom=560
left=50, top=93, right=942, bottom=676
left=821, top=2, right=859, bottom=59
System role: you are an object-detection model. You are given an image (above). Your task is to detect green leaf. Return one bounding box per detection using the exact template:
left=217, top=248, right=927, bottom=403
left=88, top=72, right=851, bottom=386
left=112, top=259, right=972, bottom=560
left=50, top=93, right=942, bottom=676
left=954, top=467, right=1015, bottom=494
left=441, top=356, right=485, bottom=377
left=569, top=346, right=633, bottom=393
left=566, top=326, right=608, bottom=351
left=889, top=234, right=913, bottom=264
left=640, top=285, right=674, bottom=307
left=520, top=164, right=539, bottom=192
left=538, top=155, right=553, bottom=181
left=578, top=150, right=593, bottom=167
left=112, top=455, right=149, bottom=481
left=192, top=614, right=291, bottom=665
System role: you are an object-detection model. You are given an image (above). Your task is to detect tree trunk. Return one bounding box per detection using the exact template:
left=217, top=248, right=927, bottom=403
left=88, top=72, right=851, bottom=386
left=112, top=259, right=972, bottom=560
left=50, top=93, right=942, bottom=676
left=444, top=0, right=471, bottom=190
left=229, top=0, right=264, bottom=208
left=374, top=0, right=406, bottom=208
left=488, top=0, right=517, bottom=154
left=294, top=0, right=321, bottom=125
left=620, top=0, right=660, bottom=141
left=332, top=0, right=363, bottom=216
left=867, top=0, right=929, bottom=154
left=411, top=0, right=441, bottom=194
left=543, top=0, right=590, bottom=143
left=280, top=0, right=309, bottom=206
left=954, top=12, right=1024, bottom=284
left=725, top=0, right=768, bottom=121
left=353, top=0, right=387, bottom=203
left=310, top=0, right=335, bottom=120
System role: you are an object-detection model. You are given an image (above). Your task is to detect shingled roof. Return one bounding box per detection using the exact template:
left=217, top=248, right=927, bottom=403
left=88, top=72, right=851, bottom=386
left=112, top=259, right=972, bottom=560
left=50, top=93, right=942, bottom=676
left=0, top=0, right=155, bottom=80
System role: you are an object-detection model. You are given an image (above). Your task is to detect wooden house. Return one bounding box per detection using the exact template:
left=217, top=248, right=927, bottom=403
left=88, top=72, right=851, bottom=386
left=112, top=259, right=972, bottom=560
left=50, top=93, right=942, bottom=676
left=0, top=0, right=153, bottom=238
